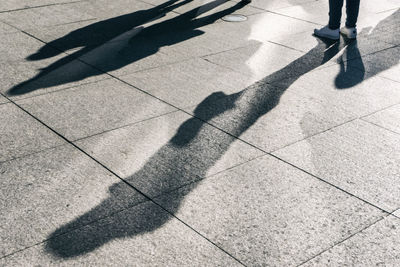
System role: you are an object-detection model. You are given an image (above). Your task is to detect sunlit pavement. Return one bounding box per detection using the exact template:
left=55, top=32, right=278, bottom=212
left=0, top=0, right=399, bottom=265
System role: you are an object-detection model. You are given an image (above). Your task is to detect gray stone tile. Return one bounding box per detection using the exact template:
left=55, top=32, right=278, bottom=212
left=145, top=9, right=316, bottom=63
left=358, top=0, right=400, bottom=14
left=0, top=31, right=58, bottom=63
left=0, top=103, right=65, bottom=162
left=168, top=0, right=263, bottom=17
left=394, top=210, right=400, bottom=218
left=71, top=0, right=156, bottom=20
left=78, top=34, right=178, bottom=77
left=22, top=1, right=178, bottom=50
left=1, top=57, right=110, bottom=100
left=0, top=94, right=9, bottom=104
left=75, top=111, right=265, bottom=196
left=0, top=3, right=95, bottom=31
left=273, top=0, right=331, bottom=25
left=274, top=119, right=400, bottom=211
left=0, top=21, right=18, bottom=34
left=121, top=58, right=252, bottom=108
left=0, top=0, right=84, bottom=12
left=363, top=104, right=400, bottom=135
left=277, top=63, right=400, bottom=118
left=184, top=86, right=354, bottom=152
left=271, top=29, right=394, bottom=62
left=0, top=201, right=241, bottom=266
left=154, top=155, right=385, bottom=266
left=243, top=0, right=316, bottom=11
left=15, top=79, right=176, bottom=140
left=347, top=46, right=400, bottom=82
left=303, top=215, right=400, bottom=266
left=203, top=40, right=304, bottom=82
left=0, top=144, right=147, bottom=257
left=276, top=0, right=399, bottom=26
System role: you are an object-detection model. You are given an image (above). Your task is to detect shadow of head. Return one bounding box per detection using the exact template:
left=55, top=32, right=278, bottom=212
left=45, top=200, right=171, bottom=258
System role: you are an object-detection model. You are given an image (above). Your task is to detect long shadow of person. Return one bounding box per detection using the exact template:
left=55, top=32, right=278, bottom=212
left=334, top=8, right=399, bottom=89
left=45, top=34, right=342, bottom=257
left=8, top=0, right=248, bottom=95
left=299, top=9, right=399, bottom=196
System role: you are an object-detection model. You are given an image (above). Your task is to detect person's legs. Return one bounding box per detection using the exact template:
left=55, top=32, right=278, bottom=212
left=345, top=0, right=360, bottom=28
left=328, top=0, right=344, bottom=29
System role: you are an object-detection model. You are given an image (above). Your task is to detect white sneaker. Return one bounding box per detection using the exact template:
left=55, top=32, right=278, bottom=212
left=340, top=26, right=357, bottom=39
left=314, top=25, right=340, bottom=40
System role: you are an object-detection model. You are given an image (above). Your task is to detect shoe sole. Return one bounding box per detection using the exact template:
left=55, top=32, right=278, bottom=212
left=313, top=31, right=339, bottom=40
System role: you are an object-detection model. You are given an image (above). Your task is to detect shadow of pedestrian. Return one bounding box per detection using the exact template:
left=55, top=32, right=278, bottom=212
left=45, top=34, right=341, bottom=257
left=7, top=0, right=248, bottom=95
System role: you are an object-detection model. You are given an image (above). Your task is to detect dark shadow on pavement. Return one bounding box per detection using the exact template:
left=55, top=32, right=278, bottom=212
left=334, top=9, right=399, bottom=89
left=8, top=0, right=248, bottom=95
left=46, top=34, right=342, bottom=257
left=46, top=7, right=399, bottom=261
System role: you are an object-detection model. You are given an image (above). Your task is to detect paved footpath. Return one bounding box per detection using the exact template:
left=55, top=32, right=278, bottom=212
left=0, top=0, right=399, bottom=265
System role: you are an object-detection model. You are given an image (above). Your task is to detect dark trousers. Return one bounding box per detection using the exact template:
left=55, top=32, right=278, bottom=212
left=328, top=0, right=360, bottom=29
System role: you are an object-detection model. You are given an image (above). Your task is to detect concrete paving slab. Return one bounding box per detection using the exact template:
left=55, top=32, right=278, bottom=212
left=15, top=79, right=176, bottom=141
left=154, top=155, right=385, bottom=266
left=274, top=119, right=400, bottom=211
left=0, top=94, right=9, bottom=104
left=275, top=63, right=400, bottom=118
left=185, top=86, right=354, bottom=152
left=72, top=0, right=157, bottom=20
left=78, top=34, right=178, bottom=77
left=362, top=104, right=400, bottom=134
left=0, top=103, right=65, bottom=162
left=0, top=31, right=60, bottom=63
left=121, top=58, right=252, bottom=108
left=276, top=0, right=399, bottom=26
left=165, top=0, right=263, bottom=17
left=75, top=111, right=265, bottom=196
left=0, top=201, right=241, bottom=266
left=0, top=3, right=95, bottom=30
left=347, top=46, right=400, bottom=83
left=203, top=40, right=304, bottom=82
left=140, top=9, right=317, bottom=64
left=218, top=9, right=318, bottom=44
left=273, top=0, right=331, bottom=25
left=272, top=29, right=394, bottom=61
left=303, top=215, right=400, bottom=266
left=0, top=21, right=18, bottom=34
left=1, top=57, right=110, bottom=100
left=394, top=210, right=400, bottom=218
left=243, top=0, right=316, bottom=12
left=0, top=0, right=85, bottom=12
left=21, top=3, right=179, bottom=50
left=0, top=144, right=147, bottom=257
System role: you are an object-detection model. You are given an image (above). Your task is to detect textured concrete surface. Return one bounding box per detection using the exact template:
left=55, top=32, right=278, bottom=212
left=75, top=111, right=265, bottom=195
left=303, top=216, right=400, bottom=266
left=274, top=119, right=400, bottom=212
left=0, top=0, right=399, bottom=265
left=0, top=144, right=147, bottom=257
left=15, top=79, right=176, bottom=140
left=155, top=155, right=386, bottom=266
left=363, top=104, right=400, bottom=134
left=0, top=103, right=65, bottom=162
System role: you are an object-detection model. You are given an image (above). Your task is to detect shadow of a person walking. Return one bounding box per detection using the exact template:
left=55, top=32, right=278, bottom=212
left=45, top=34, right=342, bottom=257
left=7, top=0, right=248, bottom=96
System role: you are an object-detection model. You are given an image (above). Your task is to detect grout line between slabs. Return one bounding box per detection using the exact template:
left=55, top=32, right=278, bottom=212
left=360, top=118, right=400, bottom=137
left=0, top=0, right=86, bottom=14
left=297, top=214, right=391, bottom=266
left=2, top=6, right=397, bottom=263
left=1, top=30, right=250, bottom=266
left=0, top=90, right=247, bottom=266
